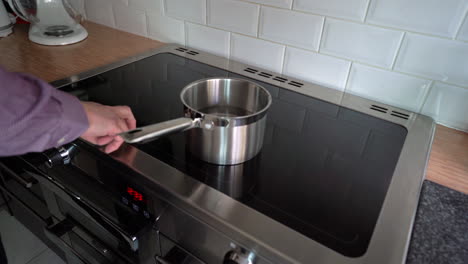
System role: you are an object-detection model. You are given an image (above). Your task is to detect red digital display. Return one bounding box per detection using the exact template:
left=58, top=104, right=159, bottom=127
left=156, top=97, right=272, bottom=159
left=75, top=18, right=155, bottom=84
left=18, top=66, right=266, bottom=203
left=127, top=187, right=145, bottom=202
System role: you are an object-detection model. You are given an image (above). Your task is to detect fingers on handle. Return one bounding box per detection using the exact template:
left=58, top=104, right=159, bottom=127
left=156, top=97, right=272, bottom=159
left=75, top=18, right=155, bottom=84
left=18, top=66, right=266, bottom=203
left=104, top=137, right=124, bottom=153
left=117, top=118, right=130, bottom=133
left=115, top=106, right=137, bottom=130
left=96, top=136, right=114, bottom=146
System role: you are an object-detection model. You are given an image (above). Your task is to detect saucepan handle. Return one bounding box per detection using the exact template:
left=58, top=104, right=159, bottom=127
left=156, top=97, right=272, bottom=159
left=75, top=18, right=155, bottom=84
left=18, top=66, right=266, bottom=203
left=119, top=117, right=201, bottom=144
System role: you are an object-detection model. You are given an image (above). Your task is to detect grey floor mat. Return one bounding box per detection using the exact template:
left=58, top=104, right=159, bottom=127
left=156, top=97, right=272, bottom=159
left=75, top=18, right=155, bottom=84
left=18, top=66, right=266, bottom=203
left=406, top=180, right=468, bottom=264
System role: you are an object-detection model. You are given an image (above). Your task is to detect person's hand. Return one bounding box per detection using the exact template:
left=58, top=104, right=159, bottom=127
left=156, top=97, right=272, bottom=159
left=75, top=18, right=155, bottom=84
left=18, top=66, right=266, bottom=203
left=80, top=101, right=136, bottom=153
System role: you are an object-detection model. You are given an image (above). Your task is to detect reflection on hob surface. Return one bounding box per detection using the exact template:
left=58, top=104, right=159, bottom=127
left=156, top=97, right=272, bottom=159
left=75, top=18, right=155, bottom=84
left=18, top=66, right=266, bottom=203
left=62, top=53, right=407, bottom=257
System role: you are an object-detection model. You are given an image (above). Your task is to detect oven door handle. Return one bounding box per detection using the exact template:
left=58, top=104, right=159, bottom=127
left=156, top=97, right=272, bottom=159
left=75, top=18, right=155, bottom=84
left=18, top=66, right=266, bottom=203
left=0, top=162, right=37, bottom=188
left=155, top=256, right=172, bottom=264
left=44, top=217, right=121, bottom=264
left=44, top=219, right=93, bottom=264
left=27, top=170, right=140, bottom=252
left=156, top=254, right=204, bottom=264
left=155, top=246, right=206, bottom=264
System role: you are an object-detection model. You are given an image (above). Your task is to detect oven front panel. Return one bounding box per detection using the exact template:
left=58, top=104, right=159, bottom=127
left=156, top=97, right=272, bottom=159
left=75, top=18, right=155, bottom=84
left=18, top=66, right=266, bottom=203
left=156, top=204, right=272, bottom=264
left=34, top=163, right=159, bottom=264
left=0, top=158, right=66, bottom=261
left=1, top=153, right=162, bottom=264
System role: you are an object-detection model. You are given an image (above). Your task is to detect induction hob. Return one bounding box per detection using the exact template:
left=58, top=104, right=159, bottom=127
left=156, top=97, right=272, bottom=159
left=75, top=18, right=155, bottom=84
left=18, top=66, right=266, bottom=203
left=55, top=45, right=435, bottom=264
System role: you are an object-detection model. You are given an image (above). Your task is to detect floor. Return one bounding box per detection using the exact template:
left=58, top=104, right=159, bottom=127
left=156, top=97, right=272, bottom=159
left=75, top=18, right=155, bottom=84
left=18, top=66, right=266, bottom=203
left=0, top=207, right=65, bottom=264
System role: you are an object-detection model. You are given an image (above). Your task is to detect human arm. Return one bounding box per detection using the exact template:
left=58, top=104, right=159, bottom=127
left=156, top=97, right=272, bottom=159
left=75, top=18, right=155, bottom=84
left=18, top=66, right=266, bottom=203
left=0, top=67, right=136, bottom=156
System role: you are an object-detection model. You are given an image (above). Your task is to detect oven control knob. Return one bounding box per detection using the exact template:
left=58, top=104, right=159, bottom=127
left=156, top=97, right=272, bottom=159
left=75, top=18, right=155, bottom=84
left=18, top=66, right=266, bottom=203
left=224, top=250, right=255, bottom=264
left=43, top=143, right=78, bottom=168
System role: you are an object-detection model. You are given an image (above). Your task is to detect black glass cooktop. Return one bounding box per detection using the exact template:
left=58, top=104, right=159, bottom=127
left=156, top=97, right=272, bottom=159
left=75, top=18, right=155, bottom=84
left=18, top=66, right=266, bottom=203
left=62, top=53, right=407, bottom=257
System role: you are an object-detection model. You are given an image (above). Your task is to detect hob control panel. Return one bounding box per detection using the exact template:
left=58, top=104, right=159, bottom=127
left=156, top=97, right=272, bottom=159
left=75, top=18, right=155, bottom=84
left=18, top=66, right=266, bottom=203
left=121, top=186, right=152, bottom=219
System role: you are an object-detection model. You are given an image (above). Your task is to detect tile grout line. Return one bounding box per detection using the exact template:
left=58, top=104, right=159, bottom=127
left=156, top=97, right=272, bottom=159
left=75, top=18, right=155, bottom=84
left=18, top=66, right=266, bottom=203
left=82, top=0, right=88, bottom=20
left=362, top=22, right=467, bottom=43
left=144, top=10, right=150, bottom=39
left=453, top=8, right=468, bottom=40
left=434, top=81, right=468, bottom=90
left=256, top=5, right=261, bottom=38
left=417, top=80, right=435, bottom=114
left=227, top=32, right=231, bottom=59
left=205, top=0, right=208, bottom=25
left=236, top=0, right=291, bottom=10
left=317, top=16, right=326, bottom=53
left=206, top=25, right=288, bottom=50
left=110, top=1, right=117, bottom=29
left=161, top=0, right=166, bottom=16
left=279, top=46, right=286, bottom=74
left=362, top=0, right=372, bottom=22
left=391, top=31, right=406, bottom=70
left=342, top=61, right=354, bottom=94
left=143, top=9, right=149, bottom=37
left=184, top=21, right=188, bottom=47
left=229, top=31, right=234, bottom=61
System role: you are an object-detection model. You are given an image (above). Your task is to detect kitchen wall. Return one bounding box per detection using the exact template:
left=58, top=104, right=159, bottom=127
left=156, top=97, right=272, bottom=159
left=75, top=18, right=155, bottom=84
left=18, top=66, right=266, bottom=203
left=70, top=0, right=468, bottom=132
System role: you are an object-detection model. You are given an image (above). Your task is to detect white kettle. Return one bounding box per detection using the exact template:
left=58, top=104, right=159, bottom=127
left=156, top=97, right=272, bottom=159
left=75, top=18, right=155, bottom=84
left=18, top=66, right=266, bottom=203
left=0, top=1, right=13, bottom=37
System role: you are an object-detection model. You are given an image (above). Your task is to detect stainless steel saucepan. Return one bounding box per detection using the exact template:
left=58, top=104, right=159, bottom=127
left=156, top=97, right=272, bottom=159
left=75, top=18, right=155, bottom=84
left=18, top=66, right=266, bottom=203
left=119, top=78, right=272, bottom=165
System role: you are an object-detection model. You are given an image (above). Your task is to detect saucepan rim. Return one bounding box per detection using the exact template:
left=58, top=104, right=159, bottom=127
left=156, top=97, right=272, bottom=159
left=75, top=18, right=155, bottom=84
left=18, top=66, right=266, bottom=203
left=179, top=77, right=273, bottom=121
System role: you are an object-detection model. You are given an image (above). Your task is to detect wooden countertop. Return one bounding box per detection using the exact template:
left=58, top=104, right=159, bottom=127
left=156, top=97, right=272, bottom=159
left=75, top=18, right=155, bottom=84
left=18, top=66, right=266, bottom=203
left=426, top=125, right=468, bottom=194
left=0, top=22, right=164, bottom=82
left=1, top=22, right=467, bottom=194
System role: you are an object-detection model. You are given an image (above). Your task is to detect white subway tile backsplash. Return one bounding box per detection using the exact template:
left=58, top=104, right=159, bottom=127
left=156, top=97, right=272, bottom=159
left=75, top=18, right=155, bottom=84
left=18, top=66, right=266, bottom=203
left=80, top=0, right=468, bottom=131
left=346, top=64, right=431, bottom=112
left=367, top=0, right=468, bottom=38
left=186, top=23, right=230, bottom=57
left=421, top=83, right=468, bottom=131
left=113, top=4, right=147, bottom=36
left=208, top=0, right=259, bottom=37
left=394, top=33, right=468, bottom=87
left=84, top=0, right=115, bottom=28
left=230, top=34, right=285, bottom=73
left=129, top=0, right=162, bottom=13
left=259, top=7, right=324, bottom=51
left=320, top=19, right=403, bottom=68
left=283, top=47, right=351, bottom=91
left=147, top=12, right=184, bottom=44
left=293, top=0, right=369, bottom=21
left=165, top=0, right=206, bottom=24
left=246, top=0, right=292, bottom=9
left=457, top=17, right=468, bottom=41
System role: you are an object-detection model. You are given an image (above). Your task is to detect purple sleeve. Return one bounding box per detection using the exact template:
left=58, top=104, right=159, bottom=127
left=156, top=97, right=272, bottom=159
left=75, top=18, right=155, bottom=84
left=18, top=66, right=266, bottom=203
left=0, top=67, right=89, bottom=156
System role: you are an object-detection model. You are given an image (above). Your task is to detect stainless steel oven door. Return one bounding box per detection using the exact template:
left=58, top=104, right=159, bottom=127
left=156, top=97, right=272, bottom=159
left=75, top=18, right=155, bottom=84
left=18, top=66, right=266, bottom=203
left=0, top=158, right=67, bottom=259
left=156, top=233, right=205, bottom=264
left=44, top=217, right=128, bottom=264
left=23, top=166, right=158, bottom=264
